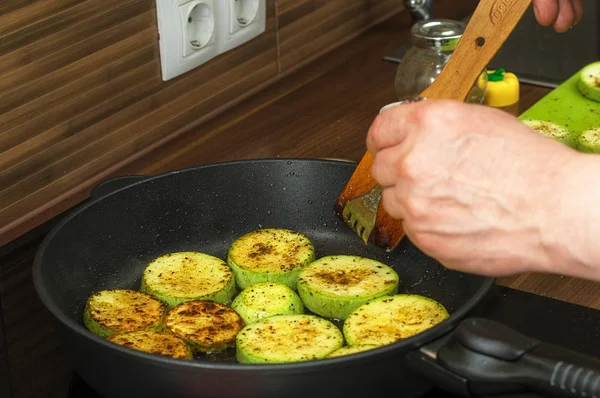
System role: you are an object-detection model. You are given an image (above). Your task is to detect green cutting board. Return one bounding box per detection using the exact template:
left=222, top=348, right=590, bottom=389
left=519, top=65, right=600, bottom=135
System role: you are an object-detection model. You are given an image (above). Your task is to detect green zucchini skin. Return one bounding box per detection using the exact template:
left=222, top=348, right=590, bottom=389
left=231, top=282, right=304, bottom=324
left=140, top=251, right=236, bottom=308
left=83, top=289, right=166, bottom=338
left=236, top=314, right=343, bottom=364
left=576, top=127, right=600, bottom=153
left=227, top=228, right=315, bottom=290
left=343, top=294, right=449, bottom=347
left=577, top=61, right=600, bottom=103
left=296, top=255, right=399, bottom=320
left=107, top=331, right=193, bottom=360
left=164, top=300, right=245, bottom=353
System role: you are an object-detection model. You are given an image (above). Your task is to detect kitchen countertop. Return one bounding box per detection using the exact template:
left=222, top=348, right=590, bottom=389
left=1, top=4, right=599, bottom=397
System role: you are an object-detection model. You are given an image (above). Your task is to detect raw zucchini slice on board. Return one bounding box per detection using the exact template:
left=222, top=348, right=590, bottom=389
left=343, top=294, right=449, bottom=347
left=83, top=289, right=166, bottom=338
left=164, top=300, right=245, bottom=352
left=326, top=344, right=379, bottom=358
left=576, top=127, right=600, bottom=153
left=231, top=282, right=304, bottom=324
left=577, top=61, right=600, bottom=103
left=521, top=119, right=577, bottom=147
left=141, top=251, right=236, bottom=308
left=227, top=228, right=315, bottom=290
left=236, top=314, right=343, bottom=364
left=296, top=255, right=399, bottom=320
left=107, top=331, right=193, bottom=359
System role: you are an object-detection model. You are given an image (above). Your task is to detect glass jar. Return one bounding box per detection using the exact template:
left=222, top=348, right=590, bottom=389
left=394, top=19, right=487, bottom=104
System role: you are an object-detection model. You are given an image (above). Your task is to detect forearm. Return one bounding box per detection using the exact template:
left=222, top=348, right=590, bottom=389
left=541, top=153, right=600, bottom=281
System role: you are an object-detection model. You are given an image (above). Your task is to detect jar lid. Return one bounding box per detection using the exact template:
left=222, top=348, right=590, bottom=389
left=410, top=19, right=465, bottom=51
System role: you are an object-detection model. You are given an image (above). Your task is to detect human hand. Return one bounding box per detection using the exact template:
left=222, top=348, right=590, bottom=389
left=532, top=0, right=583, bottom=32
left=366, top=100, right=579, bottom=278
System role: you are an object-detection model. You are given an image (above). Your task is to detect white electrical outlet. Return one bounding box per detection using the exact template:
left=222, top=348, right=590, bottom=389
left=156, top=0, right=218, bottom=81
left=214, top=0, right=266, bottom=54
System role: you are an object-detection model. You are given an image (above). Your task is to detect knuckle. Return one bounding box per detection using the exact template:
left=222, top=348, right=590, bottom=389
left=397, top=153, right=421, bottom=182
left=404, top=196, right=428, bottom=221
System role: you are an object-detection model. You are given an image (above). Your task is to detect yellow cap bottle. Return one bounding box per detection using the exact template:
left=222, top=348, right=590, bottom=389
left=478, top=68, right=520, bottom=107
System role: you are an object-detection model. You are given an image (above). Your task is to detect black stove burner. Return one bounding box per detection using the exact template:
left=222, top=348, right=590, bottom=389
left=65, top=285, right=600, bottom=398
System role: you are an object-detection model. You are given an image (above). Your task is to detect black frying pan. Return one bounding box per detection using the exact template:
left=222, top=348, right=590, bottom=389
left=32, top=159, right=600, bottom=398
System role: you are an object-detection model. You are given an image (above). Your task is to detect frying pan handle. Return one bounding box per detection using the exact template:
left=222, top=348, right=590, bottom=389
left=90, top=175, right=148, bottom=199
left=432, top=318, right=600, bottom=397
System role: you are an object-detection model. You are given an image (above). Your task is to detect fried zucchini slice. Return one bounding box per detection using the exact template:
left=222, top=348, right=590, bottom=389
left=107, top=331, right=193, bottom=359
left=164, top=300, right=245, bottom=352
left=227, top=228, right=315, bottom=290
left=141, top=251, right=236, bottom=308
left=577, top=61, right=600, bottom=103
left=83, top=289, right=166, bottom=338
left=326, top=344, right=379, bottom=358
left=236, top=314, right=343, bottom=364
left=521, top=119, right=577, bottom=147
left=343, top=294, right=449, bottom=347
left=296, top=255, right=399, bottom=320
left=231, top=282, right=304, bottom=325
left=576, top=127, right=600, bottom=153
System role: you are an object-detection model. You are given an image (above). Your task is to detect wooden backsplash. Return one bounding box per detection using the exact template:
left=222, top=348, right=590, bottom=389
left=0, top=0, right=402, bottom=247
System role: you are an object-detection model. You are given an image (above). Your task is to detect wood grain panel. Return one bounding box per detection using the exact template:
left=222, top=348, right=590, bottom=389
left=0, top=44, right=158, bottom=134
left=0, top=63, right=160, bottom=181
left=278, top=0, right=402, bottom=71
left=0, top=0, right=405, bottom=248
left=0, top=51, right=277, bottom=222
left=0, top=0, right=282, bottom=247
left=0, top=11, right=155, bottom=96
left=0, top=0, right=148, bottom=55
left=0, top=0, right=81, bottom=37
left=0, top=28, right=158, bottom=119
left=0, top=28, right=274, bottom=196
left=0, top=0, right=153, bottom=74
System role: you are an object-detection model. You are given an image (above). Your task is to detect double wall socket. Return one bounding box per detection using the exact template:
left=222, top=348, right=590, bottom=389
left=156, top=0, right=266, bottom=81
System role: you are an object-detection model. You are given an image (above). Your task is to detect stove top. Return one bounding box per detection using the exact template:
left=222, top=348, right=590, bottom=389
left=63, top=285, right=600, bottom=398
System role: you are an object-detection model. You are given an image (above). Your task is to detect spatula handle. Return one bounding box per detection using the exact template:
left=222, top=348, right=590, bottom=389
left=421, top=0, right=532, bottom=101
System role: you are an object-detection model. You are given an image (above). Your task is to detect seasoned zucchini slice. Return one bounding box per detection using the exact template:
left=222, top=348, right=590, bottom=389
left=83, top=289, right=165, bottom=338
left=164, top=300, right=245, bottom=352
left=326, top=344, right=379, bottom=358
left=577, top=61, right=600, bottom=103
left=296, top=255, right=399, bottom=320
left=521, top=119, right=577, bottom=147
left=227, top=228, right=315, bottom=290
left=343, top=294, right=449, bottom=347
left=576, top=127, right=600, bottom=153
left=107, top=331, right=193, bottom=360
left=236, top=314, right=343, bottom=364
left=231, top=282, right=304, bottom=325
left=141, top=251, right=236, bottom=308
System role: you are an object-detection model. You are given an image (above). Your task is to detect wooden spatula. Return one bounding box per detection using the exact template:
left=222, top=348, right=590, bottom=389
left=335, top=0, right=533, bottom=251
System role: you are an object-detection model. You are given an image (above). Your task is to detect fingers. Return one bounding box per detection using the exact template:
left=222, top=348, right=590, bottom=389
left=533, top=0, right=583, bottom=32
left=366, top=106, right=411, bottom=156
left=554, top=0, right=577, bottom=32
left=572, top=0, right=583, bottom=25
left=370, top=146, right=404, bottom=188
left=533, top=0, right=559, bottom=26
